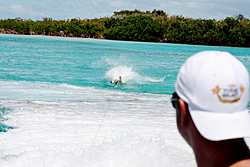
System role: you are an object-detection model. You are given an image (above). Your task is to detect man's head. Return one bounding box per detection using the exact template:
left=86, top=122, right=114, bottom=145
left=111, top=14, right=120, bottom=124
left=174, top=51, right=250, bottom=141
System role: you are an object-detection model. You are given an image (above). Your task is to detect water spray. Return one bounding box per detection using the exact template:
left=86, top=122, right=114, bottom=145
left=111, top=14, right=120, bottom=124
left=90, top=85, right=118, bottom=149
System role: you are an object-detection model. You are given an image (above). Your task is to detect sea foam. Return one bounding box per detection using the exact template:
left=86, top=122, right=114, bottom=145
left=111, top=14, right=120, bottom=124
left=105, top=66, right=166, bottom=84
left=0, top=80, right=195, bottom=167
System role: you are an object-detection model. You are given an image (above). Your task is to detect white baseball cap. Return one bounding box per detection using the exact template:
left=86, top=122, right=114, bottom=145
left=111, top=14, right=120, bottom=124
left=175, top=51, right=250, bottom=141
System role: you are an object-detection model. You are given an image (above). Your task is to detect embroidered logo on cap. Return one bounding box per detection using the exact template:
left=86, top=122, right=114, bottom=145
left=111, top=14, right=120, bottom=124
left=212, top=84, right=244, bottom=103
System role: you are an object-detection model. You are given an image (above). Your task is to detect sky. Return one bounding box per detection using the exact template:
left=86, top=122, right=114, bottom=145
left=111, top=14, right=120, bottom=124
left=0, top=0, right=250, bottom=21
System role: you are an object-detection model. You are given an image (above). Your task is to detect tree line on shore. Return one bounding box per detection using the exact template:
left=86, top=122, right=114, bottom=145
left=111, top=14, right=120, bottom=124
left=0, top=9, right=250, bottom=47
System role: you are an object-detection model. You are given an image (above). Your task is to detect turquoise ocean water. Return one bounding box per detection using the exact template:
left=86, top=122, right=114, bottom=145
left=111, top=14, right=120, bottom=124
left=0, top=34, right=250, bottom=167
left=1, top=34, right=250, bottom=94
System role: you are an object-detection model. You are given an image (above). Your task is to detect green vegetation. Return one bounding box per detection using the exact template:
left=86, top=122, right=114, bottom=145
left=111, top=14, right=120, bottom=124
left=0, top=9, right=250, bottom=47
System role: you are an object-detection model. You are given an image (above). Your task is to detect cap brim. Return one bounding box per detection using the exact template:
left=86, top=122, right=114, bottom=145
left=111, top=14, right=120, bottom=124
left=190, top=108, right=250, bottom=141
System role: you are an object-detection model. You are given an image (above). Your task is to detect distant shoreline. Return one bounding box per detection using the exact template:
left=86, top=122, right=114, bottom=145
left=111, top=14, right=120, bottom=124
left=0, top=28, right=249, bottom=48
left=0, top=28, right=106, bottom=40
left=0, top=28, right=172, bottom=43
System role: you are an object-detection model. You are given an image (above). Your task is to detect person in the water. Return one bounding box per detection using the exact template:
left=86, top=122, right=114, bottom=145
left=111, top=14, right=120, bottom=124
left=114, top=76, right=122, bottom=84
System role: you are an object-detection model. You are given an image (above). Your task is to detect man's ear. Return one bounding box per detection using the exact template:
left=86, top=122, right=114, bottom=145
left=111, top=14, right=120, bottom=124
left=178, top=98, right=188, bottom=126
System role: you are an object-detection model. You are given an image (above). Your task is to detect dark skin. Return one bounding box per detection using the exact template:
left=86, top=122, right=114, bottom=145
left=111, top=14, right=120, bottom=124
left=174, top=97, right=250, bottom=167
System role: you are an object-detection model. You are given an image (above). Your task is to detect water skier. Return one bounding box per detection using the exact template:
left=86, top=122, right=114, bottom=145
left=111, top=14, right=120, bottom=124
left=114, top=76, right=122, bottom=84
left=172, top=51, right=250, bottom=167
left=111, top=76, right=125, bottom=85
